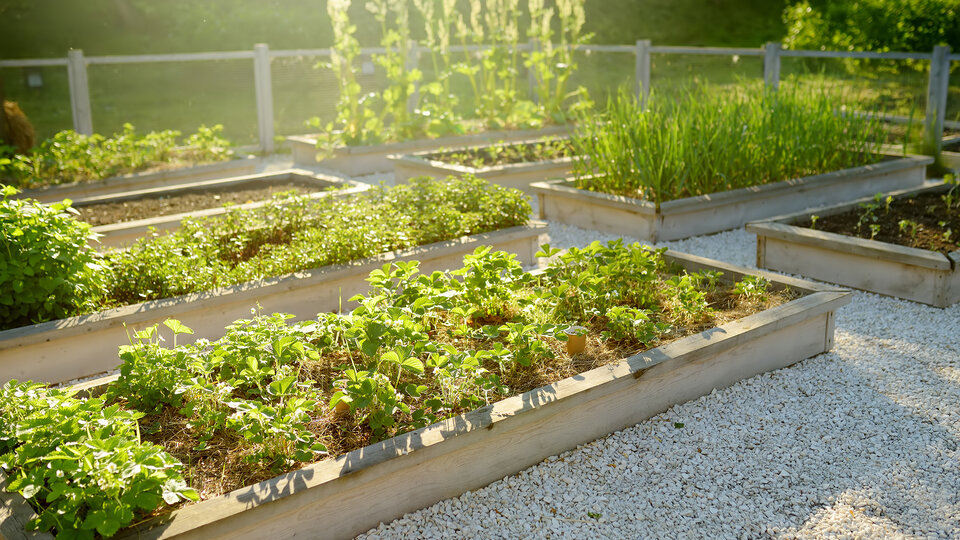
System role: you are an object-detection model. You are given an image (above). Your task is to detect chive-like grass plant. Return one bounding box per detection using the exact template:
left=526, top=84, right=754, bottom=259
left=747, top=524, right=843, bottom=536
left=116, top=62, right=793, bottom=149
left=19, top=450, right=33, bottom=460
left=571, top=83, right=886, bottom=208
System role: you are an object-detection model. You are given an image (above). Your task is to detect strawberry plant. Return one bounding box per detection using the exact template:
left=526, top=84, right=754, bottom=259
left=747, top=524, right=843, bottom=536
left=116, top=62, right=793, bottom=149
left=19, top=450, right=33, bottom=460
left=0, top=380, right=197, bottom=539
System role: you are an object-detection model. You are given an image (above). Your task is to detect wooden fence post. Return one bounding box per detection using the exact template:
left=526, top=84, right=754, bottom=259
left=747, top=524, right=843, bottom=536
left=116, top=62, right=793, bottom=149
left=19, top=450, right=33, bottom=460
left=925, top=45, right=951, bottom=156
left=763, top=42, right=781, bottom=91
left=253, top=44, right=275, bottom=153
left=635, top=39, right=651, bottom=108
left=67, top=49, right=94, bottom=135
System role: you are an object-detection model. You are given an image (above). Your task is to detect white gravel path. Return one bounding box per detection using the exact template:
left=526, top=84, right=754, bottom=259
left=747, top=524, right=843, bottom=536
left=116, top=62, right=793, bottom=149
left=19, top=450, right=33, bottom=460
left=358, top=224, right=960, bottom=539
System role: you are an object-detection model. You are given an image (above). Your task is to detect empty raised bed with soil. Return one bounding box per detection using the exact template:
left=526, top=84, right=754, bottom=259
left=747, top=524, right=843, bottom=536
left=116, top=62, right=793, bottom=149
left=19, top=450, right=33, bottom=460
left=390, top=138, right=574, bottom=192
left=289, top=125, right=570, bottom=176
left=747, top=181, right=959, bottom=307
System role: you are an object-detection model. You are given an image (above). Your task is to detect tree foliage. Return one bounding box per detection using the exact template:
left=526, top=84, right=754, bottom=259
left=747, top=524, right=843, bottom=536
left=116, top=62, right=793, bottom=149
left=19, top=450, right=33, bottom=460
left=783, top=0, right=960, bottom=54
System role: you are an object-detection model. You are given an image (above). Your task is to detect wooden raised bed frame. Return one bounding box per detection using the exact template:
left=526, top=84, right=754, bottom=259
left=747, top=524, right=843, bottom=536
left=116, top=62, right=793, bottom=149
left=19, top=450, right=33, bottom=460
left=0, top=251, right=850, bottom=540
left=389, top=139, right=573, bottom=193
left=13, top=155, right=259, bottom=205
left=83, top=170, right=369, bottom=250
left=0, top=222, right=547, bottom=384
left=531, top=155, right=933, bottom=242
left=288, top=125, right=570, bottom=177
left=747, top=181, right=959, bottom=307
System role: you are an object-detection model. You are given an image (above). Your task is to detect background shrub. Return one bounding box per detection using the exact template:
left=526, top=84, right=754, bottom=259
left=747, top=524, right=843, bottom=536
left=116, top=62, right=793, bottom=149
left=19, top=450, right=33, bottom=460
left=783, top=0, right=960, bottom=68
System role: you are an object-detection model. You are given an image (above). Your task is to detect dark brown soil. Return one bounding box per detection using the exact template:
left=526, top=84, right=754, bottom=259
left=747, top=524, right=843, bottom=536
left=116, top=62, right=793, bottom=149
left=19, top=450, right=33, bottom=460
left=425, top=139, right=573, bottom=167
left=76, top=184, right=312, bottom=226
left=800, top=188, right=960, bottom=253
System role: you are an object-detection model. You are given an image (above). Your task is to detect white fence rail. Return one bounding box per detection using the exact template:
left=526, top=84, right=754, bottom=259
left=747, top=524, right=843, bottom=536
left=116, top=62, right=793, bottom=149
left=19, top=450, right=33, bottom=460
left=1, top=41, right=954, bottom=154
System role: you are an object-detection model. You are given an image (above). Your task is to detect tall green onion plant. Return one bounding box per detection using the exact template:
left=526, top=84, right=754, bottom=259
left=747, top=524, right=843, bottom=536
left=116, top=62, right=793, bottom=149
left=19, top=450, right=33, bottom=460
left=571, top=83, right=886, bottom=208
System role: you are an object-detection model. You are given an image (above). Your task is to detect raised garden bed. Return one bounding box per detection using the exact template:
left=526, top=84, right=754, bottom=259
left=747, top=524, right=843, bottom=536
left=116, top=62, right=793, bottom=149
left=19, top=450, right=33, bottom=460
left=533, top=155, right=932, bottom=242
left=0, top=249, right=850, bottom=540
left=14, top=155, right=259, bottom=205
left=0, top=222, right=545, bottom=385
left=390, top=138, right=574, bottom=193
left=747, top=181, right=960, bottom=307
left=78, top=170, right=368, bottom=250
left=289, top=125, right=570, bottom=177
left=938, top=136, right=960, bottom=170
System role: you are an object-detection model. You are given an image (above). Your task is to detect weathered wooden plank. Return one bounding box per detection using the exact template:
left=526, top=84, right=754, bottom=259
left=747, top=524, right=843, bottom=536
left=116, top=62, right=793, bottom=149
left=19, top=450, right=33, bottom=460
left=288, top=126, right=571, bottom=175
left=755, top=232, right=956, bottom=307
left=0, top=469, right=51, bottom=540
left=745, top=222, right=952, bottom=271
left=15, top=157, right=259, bottom=205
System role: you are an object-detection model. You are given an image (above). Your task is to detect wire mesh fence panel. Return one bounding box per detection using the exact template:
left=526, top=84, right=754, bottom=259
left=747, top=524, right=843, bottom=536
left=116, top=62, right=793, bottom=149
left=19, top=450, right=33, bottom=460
left=2, top=65, right=73, bottom=141
left=780, top=56, right=931, bottom=146
left=649, top=53, right=763, bottom=96
left=946, top=65, right=960, bottom=126
left=568, top=50, right=634, bottom=107
left=781, top=56, right=929, bottom=117
left=86, top=59, right=258, bottom=146
left=271, top=54, right=341, bottom=138
left=271, top=53, right=390, bottom=139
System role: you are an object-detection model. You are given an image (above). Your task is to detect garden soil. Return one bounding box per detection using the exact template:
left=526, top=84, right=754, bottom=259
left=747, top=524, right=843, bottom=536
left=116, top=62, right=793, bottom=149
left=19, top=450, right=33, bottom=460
left=800, top=190, right=959, bottom=253
left=76, top=184, right=312, bottom=226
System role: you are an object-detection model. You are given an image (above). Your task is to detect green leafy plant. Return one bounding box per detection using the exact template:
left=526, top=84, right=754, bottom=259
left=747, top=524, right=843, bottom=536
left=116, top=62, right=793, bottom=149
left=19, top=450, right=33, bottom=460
left=309, top=0, right=592, bottom=149
left=108, top=316, right=328, bottom=469
left=0, top=124, right=233, bottom=189
left=856, top=195, right=883, bottom=234
left=526, top=0, right=592, bottom=123
left=571, top=83, right=885, bottom=207
left=0, top=185, right=105, bottom=327
left=732, top=275, right=770, bottom=302
left=943, top=175, right=958, bottom=217
left=0, top=380, right=198, bottom=538
left=898, top=218, right=921, bottom=240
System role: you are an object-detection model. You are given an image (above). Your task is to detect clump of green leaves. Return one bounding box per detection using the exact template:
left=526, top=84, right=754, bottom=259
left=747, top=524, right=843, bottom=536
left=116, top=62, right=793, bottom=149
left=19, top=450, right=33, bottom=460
left=0, top=380, right=198, bottom=538
left=0, top=185, right=105, bottom=328
left=106, top=317, right=328, bottom=470
left=733, top=275, right=770, bottom=302
left=783, top=0, right=960, bottom=73
left=0, top=124, right=233, bottom=189
left=571, top=83, right=885, bottom=207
